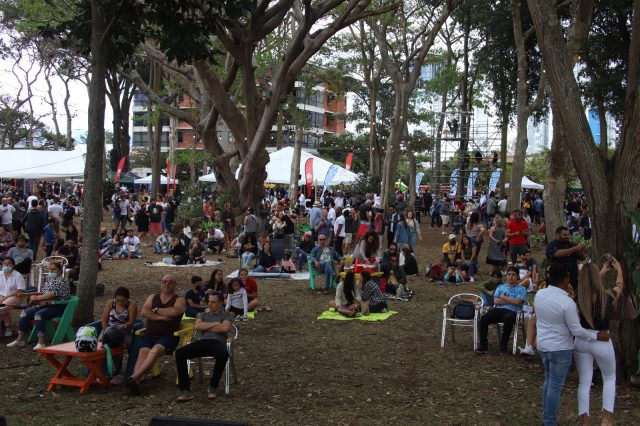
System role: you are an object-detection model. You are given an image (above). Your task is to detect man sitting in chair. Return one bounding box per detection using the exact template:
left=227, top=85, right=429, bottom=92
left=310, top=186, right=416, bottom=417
left=309, top=234, right=342, bottom=295
left=126, top=274, right=185, bottom=395
left=476, top=267, right=527, bottom=355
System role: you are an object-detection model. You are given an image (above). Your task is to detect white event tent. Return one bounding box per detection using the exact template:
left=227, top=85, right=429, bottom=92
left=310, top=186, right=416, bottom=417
left=198, top=173, right=217, bottom=183
left=0, top=149, right=86, bottom=179
left=235, top=147, right=358, bottom=185
left=504, top=176, right=544, bottom=190
left=134, top=174, right=179, bottom=185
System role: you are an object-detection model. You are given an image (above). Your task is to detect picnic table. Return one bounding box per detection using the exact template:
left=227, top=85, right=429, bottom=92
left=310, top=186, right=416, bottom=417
left=37, top=341, right=124, bottom=394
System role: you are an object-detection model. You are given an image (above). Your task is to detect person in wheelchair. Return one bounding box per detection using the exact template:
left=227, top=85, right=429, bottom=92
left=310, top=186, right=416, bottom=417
left=476, top=267, right=526, bottom=355
left=175, top=292, right=232, bottom=402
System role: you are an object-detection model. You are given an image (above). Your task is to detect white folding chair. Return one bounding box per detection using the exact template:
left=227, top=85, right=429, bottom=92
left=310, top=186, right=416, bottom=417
left=441, top=293, right=484, bottom=351
left=189, top=324, right=239, bottom=395
left=36, top=256, right=69, bottom=291
left=494, top=299, right=530, bottom=354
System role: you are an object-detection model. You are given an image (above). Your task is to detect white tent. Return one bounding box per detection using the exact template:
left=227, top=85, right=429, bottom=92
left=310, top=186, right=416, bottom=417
left=134, top=174, right=179, bottom=184
left=504, top=176, right=544, bottom=190
left=235, top=147, right=358, bottom=185
left=198, top=173, right=217, bottom=183
left=0, top=149, right=86, bottom=179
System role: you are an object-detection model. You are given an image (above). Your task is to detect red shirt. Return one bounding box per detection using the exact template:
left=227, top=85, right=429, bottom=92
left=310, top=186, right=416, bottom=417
left=243, top=277, right=258, bottom=299
left=507, top=219, right=528, bottom=246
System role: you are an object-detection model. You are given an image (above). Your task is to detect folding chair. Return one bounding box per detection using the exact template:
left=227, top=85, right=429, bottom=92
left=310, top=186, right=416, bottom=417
left=307, top=258, right=336, bottom=290
left=189, top=324, right=239, bottom=395
left=134, top=322, right=195, bottom=378
left=28, top=295, right=79, bottom=345
left=494, top=299, right=530, bottom=355
left=441, top=293, right=484, bottom=351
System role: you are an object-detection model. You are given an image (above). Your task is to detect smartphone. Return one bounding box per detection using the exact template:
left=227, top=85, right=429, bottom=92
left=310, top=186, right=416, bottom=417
left=602, top=252, right=612, bottom=265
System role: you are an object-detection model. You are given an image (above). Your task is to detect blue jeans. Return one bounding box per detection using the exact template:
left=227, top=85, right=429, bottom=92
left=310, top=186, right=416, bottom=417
left=242, top=252, right=256, bottom=267
left=294, top=248, right=309, bottom=271
left=122, top=249, right=142, bottom=258
left=539, top=349, right=573, bottom=426
left=19, top=304, right=67, bottom=337
left=480, top=292, right=494, bottom=308
left=315, top=261, right=335, bottom=290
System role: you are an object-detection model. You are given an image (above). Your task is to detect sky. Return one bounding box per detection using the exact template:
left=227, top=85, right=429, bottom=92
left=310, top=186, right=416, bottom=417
left=0, top=55, right=113, bottom=144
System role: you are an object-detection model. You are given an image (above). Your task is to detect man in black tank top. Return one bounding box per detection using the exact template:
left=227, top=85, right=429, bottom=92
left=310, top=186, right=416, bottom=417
left=126, top=274, right=186, bottom=395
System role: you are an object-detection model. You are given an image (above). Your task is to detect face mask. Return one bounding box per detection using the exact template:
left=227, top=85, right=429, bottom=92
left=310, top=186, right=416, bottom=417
left=48, top=272, right=58, bottom=279
left=2, top=266, right=13, bottom=273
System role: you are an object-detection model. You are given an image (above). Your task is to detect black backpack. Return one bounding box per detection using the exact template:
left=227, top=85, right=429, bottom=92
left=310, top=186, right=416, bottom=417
left=452, top=300, right=475, bottom=319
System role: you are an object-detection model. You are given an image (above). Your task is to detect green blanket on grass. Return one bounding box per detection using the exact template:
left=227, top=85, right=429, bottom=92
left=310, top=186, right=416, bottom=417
left=316, top=309, right=397, bottom=321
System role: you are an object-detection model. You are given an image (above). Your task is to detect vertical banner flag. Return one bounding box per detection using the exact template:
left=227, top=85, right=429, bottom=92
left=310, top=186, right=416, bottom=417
left=304, top=158, right=314, bottom=198
left=114, top=156, right=127, bottom=183
left=345, top=151, right=353, bottom=171
left=488, top=168, right=502, bottom=193
left=323, top=164, right=339, bottom=196
left=466, top=167, right=479, bottom=198
left=449, top=169, right=458, bottom=198
left=415, top=172, right=425, bottom=195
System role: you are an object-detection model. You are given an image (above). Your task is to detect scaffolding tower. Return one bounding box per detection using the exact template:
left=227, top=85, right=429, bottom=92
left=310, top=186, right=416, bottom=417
left=426, top=110, right=502, bottom=192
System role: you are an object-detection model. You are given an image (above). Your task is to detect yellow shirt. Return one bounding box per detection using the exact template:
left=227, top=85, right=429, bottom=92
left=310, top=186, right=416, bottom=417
left=442, top=242, right=461, bottom=263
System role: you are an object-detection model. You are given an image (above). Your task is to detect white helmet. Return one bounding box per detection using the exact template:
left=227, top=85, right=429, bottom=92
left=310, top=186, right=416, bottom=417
left=75, top=326, right=98, bottom=352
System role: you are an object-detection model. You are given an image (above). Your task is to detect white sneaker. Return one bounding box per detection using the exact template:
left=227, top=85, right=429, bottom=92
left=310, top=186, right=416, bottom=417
left=518, top=345, right=535, bottom=356
left=33, top=343, right=46, bottom=351
left=7, top=339, right=25, bottom=348
left=4, top=328, right=13, bottom=337
left=469, top=276, right=475, bottom=283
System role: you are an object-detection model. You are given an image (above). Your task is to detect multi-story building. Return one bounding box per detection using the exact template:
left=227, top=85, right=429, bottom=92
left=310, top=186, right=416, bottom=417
left=131, top=82, right=345, bottom=154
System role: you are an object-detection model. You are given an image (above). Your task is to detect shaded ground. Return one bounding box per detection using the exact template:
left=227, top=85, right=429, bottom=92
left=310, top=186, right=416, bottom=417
left=1, top=214, right=639, bottom=425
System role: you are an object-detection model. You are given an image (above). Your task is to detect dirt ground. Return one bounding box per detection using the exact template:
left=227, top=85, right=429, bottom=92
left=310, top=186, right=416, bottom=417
left=1, top=213, right=639, bottom=425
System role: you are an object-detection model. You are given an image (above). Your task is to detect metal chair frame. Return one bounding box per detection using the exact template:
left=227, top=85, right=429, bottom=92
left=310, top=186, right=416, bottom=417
left=441, top=293, right=484, bottom=351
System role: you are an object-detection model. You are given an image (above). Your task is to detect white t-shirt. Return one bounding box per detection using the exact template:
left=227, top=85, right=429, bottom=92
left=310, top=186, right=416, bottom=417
left=373, top=194, right=381, bottom=208
left=327, top=208, right=336, bottom=225
left=48, top=203, right=63, bottom=220
left=298, top=194, right=306, bottom=205
left=119, top=199, right=130, bottom=216
left=26, top=195, right=38, bottom=210
left=124, top=235, right=140, bottom=251
left=0, top=270, right=25, bottom=296
left=334, top=197, right=344, bottom=208
left=0, top=204, right=15, bottom=225
left=334, top=215, right=346, bottom=237
left=209, top=229, right=224, bottom=239
left=498, top=199, right=508, bottom=214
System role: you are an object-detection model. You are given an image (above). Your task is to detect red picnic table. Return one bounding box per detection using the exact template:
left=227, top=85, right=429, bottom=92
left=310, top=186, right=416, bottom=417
left=37, top=341, right=124, bottom=394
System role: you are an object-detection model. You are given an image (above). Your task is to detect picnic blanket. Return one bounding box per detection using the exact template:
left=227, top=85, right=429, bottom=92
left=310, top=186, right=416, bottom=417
left=145, top=260, right=224, bottom=268
left=225, top=270, right=310, bottom=281
left=316, top=309, right=397, bottom=321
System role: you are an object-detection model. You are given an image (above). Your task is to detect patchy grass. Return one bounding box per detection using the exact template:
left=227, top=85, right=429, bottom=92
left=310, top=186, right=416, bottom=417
left=1, top=216, right=639, bottom=425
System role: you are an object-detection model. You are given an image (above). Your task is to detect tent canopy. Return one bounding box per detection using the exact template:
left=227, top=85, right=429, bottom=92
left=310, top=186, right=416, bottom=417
left=198, top=173, right=217, bottom=183
left=0, top=149, right=86, bottom=179
left=235, top=147, right=358, bottom=185
left=134, top=174, right=179, bottom=184
left=504, top=176, right=544, bottom=190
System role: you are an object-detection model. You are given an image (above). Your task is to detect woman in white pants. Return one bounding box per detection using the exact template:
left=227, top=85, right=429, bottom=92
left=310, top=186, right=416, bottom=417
left=575, top=259, right=624, bottom=426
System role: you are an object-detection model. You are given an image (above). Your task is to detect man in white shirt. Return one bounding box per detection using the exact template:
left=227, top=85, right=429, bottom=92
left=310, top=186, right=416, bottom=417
left=334, top=194, right=344, bottom=209
left=47, top=197, right=64, bottom=223
left=534, top=262, right=609, bottom=426
left=327, top=203, right=336, bottom=226
left=333, top=208, right=346, bottom=256
left=0, top=198, right=16, bottom=231
left=26, top=193, right=38, bottom=211
left=123, top=229, right=142, bottom=259
left=497, top=196, right=508, bottom=215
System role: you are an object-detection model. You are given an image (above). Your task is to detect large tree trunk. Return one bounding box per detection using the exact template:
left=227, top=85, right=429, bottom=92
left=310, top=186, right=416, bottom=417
left=381, top=114, right=404, bottom=209
left=407, top=150, right=416, bottom=213
left=63, top=78, right=73, bottom=149
left=543, top=100, right=571, bottom=242
left=289, top=125, right=303, bottom=202
left=455, top=19, right=471, bottom=197
left=497, top=107, right=509, bottom=195
left=368, top=88, right=380, bottom=176
left=527, top=0, right=640, bottom=378
left=75, top=0, right=108, bottom=325
left=150, top=62, right=162, bottom=197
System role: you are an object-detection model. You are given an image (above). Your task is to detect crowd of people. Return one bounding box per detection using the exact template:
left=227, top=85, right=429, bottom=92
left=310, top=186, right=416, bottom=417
left=0, top=180, right=631, bottom=423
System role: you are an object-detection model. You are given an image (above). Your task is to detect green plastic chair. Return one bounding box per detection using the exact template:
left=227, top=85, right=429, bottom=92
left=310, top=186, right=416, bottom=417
left=28, top=295, right=79, bottom=345
left=307, top=258, right=336, bottom=290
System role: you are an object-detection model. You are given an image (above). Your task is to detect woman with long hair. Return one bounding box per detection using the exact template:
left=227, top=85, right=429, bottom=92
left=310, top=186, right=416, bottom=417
left=460, top=235, right=478, bottom=281
left=575, top=258, right=625, bottom=426
left=404, top=211, right=422, bottom=252
left=353, top=230, right=380, bottom=264
left=205, top=269, right=227, bottom=297
left=329, top=271, right=361, bottom=317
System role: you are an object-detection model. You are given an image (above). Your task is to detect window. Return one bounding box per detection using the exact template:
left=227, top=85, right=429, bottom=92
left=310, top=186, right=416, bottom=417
left=133, top=112, right=146, bottom=127
left=177, top=130, right=184, bottom=143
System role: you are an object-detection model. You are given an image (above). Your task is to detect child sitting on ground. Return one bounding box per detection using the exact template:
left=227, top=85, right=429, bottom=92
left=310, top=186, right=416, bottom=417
left=444, top=263, right=469, bottom=284
left=280, top=250, right=296, bottom=273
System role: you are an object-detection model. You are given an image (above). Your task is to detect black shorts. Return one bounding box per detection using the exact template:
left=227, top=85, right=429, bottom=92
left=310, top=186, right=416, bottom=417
left=228, top=306, right=245, bottom=316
